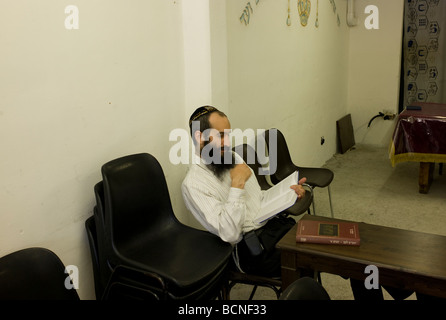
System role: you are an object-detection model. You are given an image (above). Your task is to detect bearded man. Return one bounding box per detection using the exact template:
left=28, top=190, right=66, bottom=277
left=181, top=106, right=306, bottom=277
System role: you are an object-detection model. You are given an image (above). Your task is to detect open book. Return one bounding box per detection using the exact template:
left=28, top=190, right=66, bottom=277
left=254, top=171, right=299, bottom=224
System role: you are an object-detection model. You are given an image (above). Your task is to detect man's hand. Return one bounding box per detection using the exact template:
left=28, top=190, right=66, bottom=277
left=230, top=163, right=252, bottom=189
left=290, top=177, right=307, bottom=199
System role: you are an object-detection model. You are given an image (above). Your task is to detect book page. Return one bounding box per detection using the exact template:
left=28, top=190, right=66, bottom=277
left=261, top=171, right=298, bottom=205
left=254, top=171, right=299, bottom=224
left=259, top=191, right=296, bottom=217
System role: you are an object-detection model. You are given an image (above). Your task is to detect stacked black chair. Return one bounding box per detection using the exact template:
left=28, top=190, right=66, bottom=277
left=264, top=129, right=335, bottom=217
left=85, top=181, right=110, bottom=298
left=86, top=215, right=167, bottom=300
left=0, top=247, right=80, bottom=300
left=86, top=153, right=233, bottom=300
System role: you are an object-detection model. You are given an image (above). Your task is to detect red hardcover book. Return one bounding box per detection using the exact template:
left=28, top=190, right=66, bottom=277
left=296, top=219, right=360, bottom=246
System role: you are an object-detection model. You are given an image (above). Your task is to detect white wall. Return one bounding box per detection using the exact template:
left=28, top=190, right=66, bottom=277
left=224, top=0, right=349, bottom=166
left=0, top=0, right=186, bottom=299
left=223, top=0, right=404, bottom=159
left=347, top=0, right=404, bottom=146
left=182, top=0, right=213, bottom=115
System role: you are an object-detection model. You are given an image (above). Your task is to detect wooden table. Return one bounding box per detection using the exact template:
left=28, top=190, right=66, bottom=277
left=276, top=214, right=446, bottom=298
left=389, top=102, right=446, bottom=193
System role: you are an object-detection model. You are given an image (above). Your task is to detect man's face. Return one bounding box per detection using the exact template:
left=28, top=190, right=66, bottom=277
left=199, top=113, right=235, bottom=179
left=200, top=113, right=232, bottom=162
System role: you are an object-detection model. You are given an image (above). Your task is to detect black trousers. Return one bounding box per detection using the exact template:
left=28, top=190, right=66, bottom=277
left=235, top=215, right=296, bottom=278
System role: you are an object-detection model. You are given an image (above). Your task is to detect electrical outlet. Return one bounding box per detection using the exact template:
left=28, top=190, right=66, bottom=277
left=383, top=110, right=396, bottom=120
left=384, top=113, right=396, bottom=120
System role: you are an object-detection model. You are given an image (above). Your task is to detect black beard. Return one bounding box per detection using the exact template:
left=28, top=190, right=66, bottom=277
left=206, top=151, right=236, bottom=180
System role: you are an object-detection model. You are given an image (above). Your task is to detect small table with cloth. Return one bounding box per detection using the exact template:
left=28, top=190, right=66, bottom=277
left=389, top=102, right=446, bottom=193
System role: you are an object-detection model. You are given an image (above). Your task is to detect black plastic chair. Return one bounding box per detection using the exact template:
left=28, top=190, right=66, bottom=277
left=85, top=215, right=104, bottom=298
left=264, top=129, right=334, bottom=217
left=0, top=247, right=80, bottom=300
left=279, top=277, right=330, bottom=300
left=101, top=265, right=167, bottom=300
left=85, top=181, right=112, bottom=298
left=90, top=152, right=233, bottom=300
left=86, top=216, right=169, bottom=300
left=86, top=214, right=112, bottom=299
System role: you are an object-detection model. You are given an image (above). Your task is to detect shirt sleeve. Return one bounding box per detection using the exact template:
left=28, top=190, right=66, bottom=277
left=181, top=180, right=246, bottom=244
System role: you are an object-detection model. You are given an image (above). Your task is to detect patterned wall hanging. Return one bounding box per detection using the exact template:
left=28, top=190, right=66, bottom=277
left=403, top=0, right=446, bottom=107
left=298, top=0, right=311, bottom=27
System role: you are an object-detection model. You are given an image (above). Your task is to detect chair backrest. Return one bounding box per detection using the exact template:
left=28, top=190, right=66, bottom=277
left=233, top=144, right=271, bottom=190
left=93, top=181, right=111, bottom=266
left=85, top=216, right=105, bottom=298
left=264, top=128, right=297, bottom=183
left=279, top=277, right=330, bottom=300
left=0, top=247, right=80, bottom=300
left=101, top=153, right=178, bottom=252
left=91, top=179, right=167, bottom=298
left=94, top=181, right=105, bottom=226
left=93, top=181, right=107, bottom=254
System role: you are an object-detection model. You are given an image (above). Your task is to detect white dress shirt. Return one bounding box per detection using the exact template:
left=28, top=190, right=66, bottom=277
left=181, top=152, right=267, bottom=244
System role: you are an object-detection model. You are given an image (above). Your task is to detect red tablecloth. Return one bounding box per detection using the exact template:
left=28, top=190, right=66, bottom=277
left=389, top=102, right=446, bottom=166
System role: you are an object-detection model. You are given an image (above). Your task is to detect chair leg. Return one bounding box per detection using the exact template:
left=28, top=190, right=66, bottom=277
left=328, top=185, right=334, bottom=218
left=230, top=283, right=281, bottom=300
left=248, top=284, right=281, bottom=300
left=315, top=270, right=322, bottom=285
left=248, top=286, right=258, bottom=300
left=306, top=184, right=316, bottom=215
left=221, top=282, right=231, bottom=300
